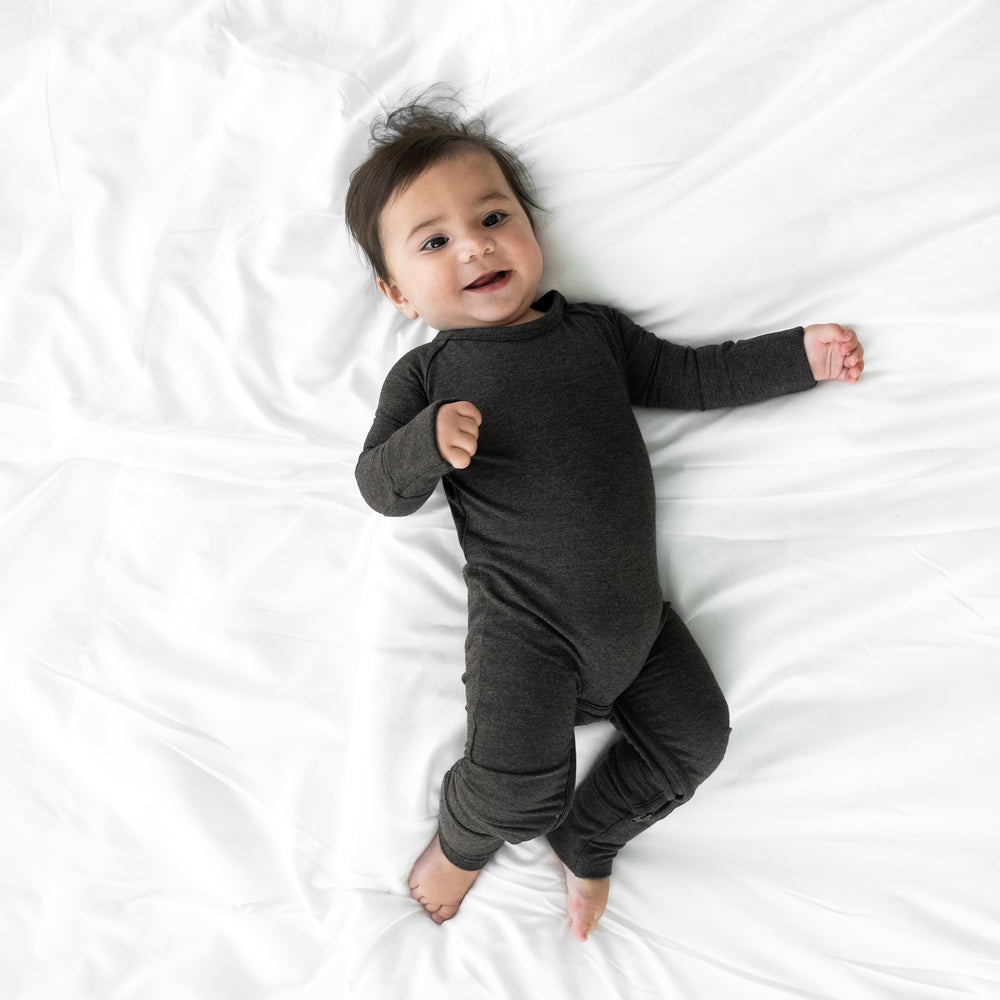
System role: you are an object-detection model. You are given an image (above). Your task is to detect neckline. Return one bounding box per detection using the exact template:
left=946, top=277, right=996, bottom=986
left=433, top=290, right=563, bottom=342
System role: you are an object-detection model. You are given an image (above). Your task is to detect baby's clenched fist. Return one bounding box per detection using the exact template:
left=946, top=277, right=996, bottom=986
left=803, top=324, right=865, bottom=384
left=436, top=401, right=482, bottom=469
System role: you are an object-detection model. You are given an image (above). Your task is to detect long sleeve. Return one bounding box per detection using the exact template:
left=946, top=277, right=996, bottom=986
left=355, top=352, right=454, bottom=517
left=608, top=309, right=816, bottom=410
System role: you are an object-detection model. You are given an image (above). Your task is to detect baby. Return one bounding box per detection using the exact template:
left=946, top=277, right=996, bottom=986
left=348, top=94, right=863, bottom=942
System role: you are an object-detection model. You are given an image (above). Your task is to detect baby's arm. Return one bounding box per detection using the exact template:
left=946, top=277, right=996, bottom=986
left=613, top=314, right=816, bottom=410
left=609, top=307, right=864, bottom=410
left=356, top=354, right=459, bottom=516
left=803, top=324, right=865, bottom=384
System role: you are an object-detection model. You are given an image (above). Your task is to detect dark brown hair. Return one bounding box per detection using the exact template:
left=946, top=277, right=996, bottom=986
left=345, top=89, right=542, bottom=282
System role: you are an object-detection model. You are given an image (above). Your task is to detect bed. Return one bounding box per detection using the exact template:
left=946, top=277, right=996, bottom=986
left=2, top=1, right=999, bottom=997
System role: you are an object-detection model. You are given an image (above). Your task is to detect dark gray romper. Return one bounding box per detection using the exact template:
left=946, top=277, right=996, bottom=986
left=356, top=291, right=815, bottom=877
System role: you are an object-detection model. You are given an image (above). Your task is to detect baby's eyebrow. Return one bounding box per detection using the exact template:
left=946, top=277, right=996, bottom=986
left=476, top=192, right=513, bottom=207
left=408, top=217, right=444, bottom=242
left=407, top=194, right=514, bottom=243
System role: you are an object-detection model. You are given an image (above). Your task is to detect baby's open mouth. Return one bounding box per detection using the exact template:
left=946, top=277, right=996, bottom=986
left=465, top=270, right=509, bottom=290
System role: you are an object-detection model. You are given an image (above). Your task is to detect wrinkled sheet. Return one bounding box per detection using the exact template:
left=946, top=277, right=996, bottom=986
left=2, top=1, right=999, bottom=997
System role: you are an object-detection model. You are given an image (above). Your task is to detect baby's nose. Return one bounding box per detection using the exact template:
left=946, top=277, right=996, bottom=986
left=459, top=232, right=495, bottom=262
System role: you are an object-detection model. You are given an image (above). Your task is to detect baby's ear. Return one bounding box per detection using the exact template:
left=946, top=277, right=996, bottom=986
left=376, top=276, right=419, bottom=320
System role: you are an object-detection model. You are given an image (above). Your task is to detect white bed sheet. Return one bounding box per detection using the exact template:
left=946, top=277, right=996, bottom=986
left=2, top=1, right=999, bottom=997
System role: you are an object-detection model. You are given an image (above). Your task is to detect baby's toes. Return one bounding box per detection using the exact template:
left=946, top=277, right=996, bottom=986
left=430, top=904, right=460, bottom=924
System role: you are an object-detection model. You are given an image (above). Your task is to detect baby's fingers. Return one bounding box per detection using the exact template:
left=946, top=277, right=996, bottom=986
left=842, top=334, right=864, bottom=381
left=441, top=430, right=478, bottom=468
left=844, top=355, right=865, bottom=382
left=452, top=400, right=483, bottom=426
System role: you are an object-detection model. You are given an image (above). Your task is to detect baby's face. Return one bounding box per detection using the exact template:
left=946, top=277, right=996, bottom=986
left=376, top=149, right=544, bottom=331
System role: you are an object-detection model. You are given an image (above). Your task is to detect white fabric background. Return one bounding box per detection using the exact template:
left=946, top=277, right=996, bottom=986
left=1, top=1, right=999, bottom=997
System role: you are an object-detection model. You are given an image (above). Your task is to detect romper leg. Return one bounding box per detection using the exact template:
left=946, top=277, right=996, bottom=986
left=548, top=605, right=730, bottom=878
left=437, top=617, right=580, bottom=871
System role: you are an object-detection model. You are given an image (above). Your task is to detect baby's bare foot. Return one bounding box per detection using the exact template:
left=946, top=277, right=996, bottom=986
left=408, top=834, right=481, bottom=925
left=562, top=864, right=610, bottom=942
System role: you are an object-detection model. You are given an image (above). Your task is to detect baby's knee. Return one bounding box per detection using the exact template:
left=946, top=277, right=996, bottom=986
left=638, top=690, right=730, bottom=798
left=443, top=757, right=574, bottom=844
left=694, top=687, right=731, bottom=778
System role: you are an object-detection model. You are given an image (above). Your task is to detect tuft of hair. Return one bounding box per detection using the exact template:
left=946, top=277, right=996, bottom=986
left=345, top=86, right=542, bottom=282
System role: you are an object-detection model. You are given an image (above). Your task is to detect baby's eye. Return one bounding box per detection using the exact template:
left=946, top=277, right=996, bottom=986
left=420, top=235, right=449, bottom=251
left=482, top=211, right=506, bottom=228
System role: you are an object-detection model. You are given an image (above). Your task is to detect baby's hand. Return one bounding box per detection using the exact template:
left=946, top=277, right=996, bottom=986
left=803, top=324, right=865, bottom=383
left=436, top=401, right=482, bottom=469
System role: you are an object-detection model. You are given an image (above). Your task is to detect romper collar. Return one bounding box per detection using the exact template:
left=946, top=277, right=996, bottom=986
left=433, top=290, right=564, bottom=342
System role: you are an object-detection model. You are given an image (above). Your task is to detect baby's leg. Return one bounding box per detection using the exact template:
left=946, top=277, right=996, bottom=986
left=415, top=619, right=579, bottom=925
left=549, top=605, right=730, bottom=884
